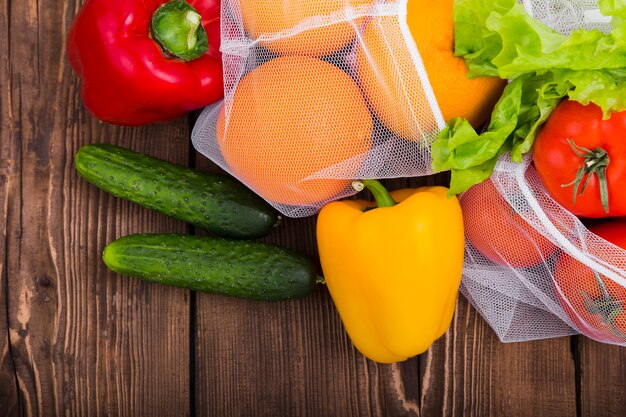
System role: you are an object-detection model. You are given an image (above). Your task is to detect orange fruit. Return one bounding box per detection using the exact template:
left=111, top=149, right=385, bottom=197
left=355, top=0, right=506, bottom=141
left=238, top=0, right=374, bottom=56
left=217, top=56, right=373, bottom=206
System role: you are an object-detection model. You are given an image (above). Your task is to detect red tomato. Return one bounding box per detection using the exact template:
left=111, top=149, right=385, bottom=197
left=461, top=180, right=559, bottom=267
left=533, top=100, right=626, bottom=218
left=553, top=221, right=626, bottom=341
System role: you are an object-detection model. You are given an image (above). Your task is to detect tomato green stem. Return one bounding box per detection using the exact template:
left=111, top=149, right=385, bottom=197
left=561, top=139, right=610, bottom=213
left=151, top=0, right=208, bottom=61
left=352, top=179, right=396, bottom=208
left=579, top=271, right=626, bottom=339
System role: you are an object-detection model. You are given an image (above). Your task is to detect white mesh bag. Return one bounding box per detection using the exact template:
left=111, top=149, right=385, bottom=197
left=191, top=0, right=611, bottom=217
left=521, top=0, right=612, bottom=34
left=460, top=156, right=626, bottom=344
left=192, top=0, right=453, bottom=217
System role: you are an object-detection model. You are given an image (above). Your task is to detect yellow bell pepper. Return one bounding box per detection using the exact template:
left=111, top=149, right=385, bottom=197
left=316, top=179, right=465, bottom=363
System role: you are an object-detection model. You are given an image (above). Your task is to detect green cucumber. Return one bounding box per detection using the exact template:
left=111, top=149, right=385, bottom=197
left=75, top=144, right=278, bottom=238
left=102, top=234, right=318, bottom=300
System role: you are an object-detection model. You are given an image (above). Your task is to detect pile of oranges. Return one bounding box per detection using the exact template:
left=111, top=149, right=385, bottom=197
left=218, top=0, right=506, bottom=206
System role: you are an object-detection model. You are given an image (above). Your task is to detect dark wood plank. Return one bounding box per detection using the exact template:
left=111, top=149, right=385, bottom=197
left=0, top=146, right=21, bottom=417
left=0, top=0, right=21, bottom=410
left=0, top=196, right=20, bottom=417
left=419, top=297, right=578, bottom=417
left=578, top=337, right=626, bottom=416
left=4, top=0, right=191, bottom=415
left=195, top=289, right=422, bottom=417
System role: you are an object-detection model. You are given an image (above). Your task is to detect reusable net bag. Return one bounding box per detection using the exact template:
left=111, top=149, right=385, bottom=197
left=458, top=0, right=623, bottom=344
left=192, top=0, right=448, bottom=217
left=520, top=0, right=612, bottom=34
left=460, top=156, right=626, bottom=344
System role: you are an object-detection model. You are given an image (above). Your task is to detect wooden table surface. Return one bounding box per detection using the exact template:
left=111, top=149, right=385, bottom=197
left=2, top=1, right=626, bottom=416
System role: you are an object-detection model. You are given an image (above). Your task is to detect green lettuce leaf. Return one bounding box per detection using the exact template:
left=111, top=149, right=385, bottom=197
left=434, top=0, right=626, bottom=194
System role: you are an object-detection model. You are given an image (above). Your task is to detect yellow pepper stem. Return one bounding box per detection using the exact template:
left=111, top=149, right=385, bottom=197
left=352, top=179, right=397, bottom=208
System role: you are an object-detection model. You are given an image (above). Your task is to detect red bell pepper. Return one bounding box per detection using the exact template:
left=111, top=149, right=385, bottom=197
left=67, top=0, right=223, bottom=126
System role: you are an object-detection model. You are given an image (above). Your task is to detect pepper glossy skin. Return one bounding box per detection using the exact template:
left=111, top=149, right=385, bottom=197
left=67, top=0, right=223, bottom=126
left=317, top=182, right=465, bottom=363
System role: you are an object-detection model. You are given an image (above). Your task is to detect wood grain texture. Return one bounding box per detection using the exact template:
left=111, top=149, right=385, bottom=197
left=194, top=290, right=422, bottom=417
left=578, top=338, right=626, bottom=417
left=0, top=181, right=20, bottom=417
left=419, top=298, right=577, bottom=417
left=1, top=0, right=21, bottom=412
left=0, top=140, right=20, bottom=417
left=3, top=0, right=192, bottom=415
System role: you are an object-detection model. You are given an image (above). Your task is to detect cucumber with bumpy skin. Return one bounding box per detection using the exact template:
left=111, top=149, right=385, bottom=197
left=75, top=144, right=278, bottom=238
left=102, top=234, right=318, bottom=300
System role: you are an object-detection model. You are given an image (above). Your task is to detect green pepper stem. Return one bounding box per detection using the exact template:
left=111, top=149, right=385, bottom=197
left=151, top=0, right=209, bottom=61
left=352, top=179, right=396, bottom=208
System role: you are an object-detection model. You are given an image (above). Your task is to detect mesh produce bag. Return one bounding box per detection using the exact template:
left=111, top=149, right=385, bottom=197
left=192, top=0, right=450, bottom=217
left=191, top=0, right=611, bottom=217
left=521, top=0, right=612, bottom=34
left=460, top=156, right=626, bottom=344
